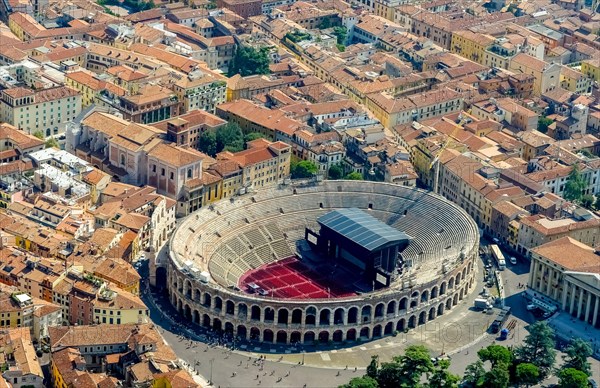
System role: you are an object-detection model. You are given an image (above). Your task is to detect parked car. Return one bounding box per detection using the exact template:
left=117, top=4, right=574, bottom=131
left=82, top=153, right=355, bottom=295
left=509, top=257, right=517, bottom=265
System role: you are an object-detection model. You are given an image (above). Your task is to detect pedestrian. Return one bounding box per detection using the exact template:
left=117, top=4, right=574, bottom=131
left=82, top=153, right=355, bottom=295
left=256, top=374, right=259, bottom=380
left=354, top=367, right=357, bottom=372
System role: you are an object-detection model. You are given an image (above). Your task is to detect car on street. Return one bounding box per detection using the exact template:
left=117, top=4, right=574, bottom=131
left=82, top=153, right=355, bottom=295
left=509, top=257, right=517, bottom=265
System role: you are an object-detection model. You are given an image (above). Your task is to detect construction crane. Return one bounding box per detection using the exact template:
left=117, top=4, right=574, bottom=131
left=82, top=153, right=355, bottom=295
left=428, top=114, right=465, bottom=194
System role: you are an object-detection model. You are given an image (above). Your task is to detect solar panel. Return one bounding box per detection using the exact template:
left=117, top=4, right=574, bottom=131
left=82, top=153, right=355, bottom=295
left=317, top=208, right=411, bottom=251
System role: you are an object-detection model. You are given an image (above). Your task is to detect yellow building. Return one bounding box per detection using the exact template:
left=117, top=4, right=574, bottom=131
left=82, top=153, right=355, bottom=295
left=450, top=30, right=495, bottom=64
left=560, top=65, right=591, bottom=94
left=93, top=289, right=149, bottom=325
left=581, top=58, right=600, bottom=83
left=64, top=70, right=126, bottom=108
left=208, top=160, right=243, bottom=199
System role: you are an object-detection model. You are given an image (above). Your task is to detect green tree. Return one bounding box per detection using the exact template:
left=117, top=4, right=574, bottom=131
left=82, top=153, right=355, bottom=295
left=515, top=363, right=539, bottom=387
left=198, top=131, right=217, bottom=156
left=393, top=345, right=434, bottom=387
left=318, top=17, right=332, bottom=29
left=244, top=132, right=265, bottom=145
left=291, top=160, right=318, bottom=178
left=482, top=362, right=510, bottom=388
left=477, top=345, right=512, bottom=369
left=328, top=164, right=344, bottom=180
left=463, top=360, right=485, bottom=387
left=561, top=338, right=593, bottom=376
left=228, top=46, right=270, bottom=77
left=332, top=26, right=347, bottom=45
left=428, top=359, right=459, bottom=388
left=216, top=122, right=244, bottom=153
left=581, top=194, right=595, bottom=209
left=514, top=321, right=556, bottom=378
left=340, top=376, right=379, bottom=388
left=563, top=164, right=587, bottom=203
left=33, top=130, right=44, bottom=140
left=557, top=367, right=589, bottom=388
left=366, top=355, right=379, bottom=380
left=45, top=137, right=59, bottom=149
left=537, top=116, right=553, bottom=133
left=345, top=172, right=362, bottom=180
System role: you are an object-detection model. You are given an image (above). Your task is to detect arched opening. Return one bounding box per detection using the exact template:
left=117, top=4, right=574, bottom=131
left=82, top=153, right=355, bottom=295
left=347, top=307, right=358, bottom=324
left=226, top=300, right=235, bottom=315
left=194, top=289, right=201, bottom=302
left=359, top=327, right=370, bottom=339
left=421, top=290, right=429, bottom=303
left=428, top=307, right=436, bottom=321
left=263, top=329, right=274, bottom=343
left=193, top=310, right=200, bottom=324
left=431, top=286, right=438, bottom=299
left=333, top=330, right=343, bottom=342
left=213, top=318, right=222, bottom=332
left=361, top=305, right=372, bottom=323
left=410, top=300, right=418, bottom=308
left=237, top=325, right=247, bottom=340
left=251, top=305, right=261, bottom=321
left=304, top=331, right=315, bottom=344
left=448, top=278, right=455, bottom=289
left=440, top=282, right=447, bottom=295
left=155, top=267, right=167, bottom=288
left=456, top=272, right=462, bottom=285
left=319, top=309, right=331, bottom=325
left=396, top=319, right=405, bottom=332
left=214, top=297, right=222, bottom=312
left=346, top=329, right=357, bottom=341
left=418, top=311, right=426, bottom=325
left=203, top=293, right=211, bottom=307
left=202, top=314, right=210, bottom=328
left=264, top=307, right=275, bottom=322
left=238, top=303, right=248, bottom=320
left=318, top=331, right=329, bottom=343
left=184, top=304, right=191, bottom=320
left=375, top=303, right=385, bottom=318
left=399, top=297, right=408, bottom=310
left=276, top=331, right=287, bottom=344
left=446, top=298, right=452, bottom=310
left=437, top=303, right=444, bottom=316
left=290, top=331, right=301, bottom=345
left=292, top=308, right=302, bottom=324
left=462, top=267, right=467, bottom=279
left=387, top=301, right=396, bottom=316
left=384, top=322, right=393, bottom=335
left=372, top=325, right=382, bottom=338
left=408, top=315, right=416, bottom=329
left=334, top=308, right=345, bottom=324
left=411, top=291, right=419, bottom=298
left=305, top=306, right=316, bottom=325
left=277, top=309, right=289, bottom=325
left=185, top=281, right=192, bottom=298
left=224, top=322, right=234, bottom=336
left=250, top=327, right=260, bottom=341
left=453, top=293, right=458, bottom=306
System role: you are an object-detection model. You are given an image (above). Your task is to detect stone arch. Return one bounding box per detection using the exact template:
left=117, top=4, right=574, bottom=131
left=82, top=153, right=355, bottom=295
left=203, top=293, right=212, bottom=307
left=318, top=331, right=329, bottom=343
left=384, top=322, right=393, bottom=335
left=213, top=318, right=222, bottom=332
left=185, top=280, right=192, bottom=298
left=411, top=290, right=419, bottom=299
left=224, top=322, right=234, bottom=335
left=263, top=329, right=274, bottom=343
left=184, top=304, right=191, bottom=320
left=277, top=308, right=289, bottom=325
left=276, top=330, right=287, bottom=344
left=428, top=307, right=436, bottom=320
left=319, top=308, right=331, bottom=326
left=194, top=289, right=201, bottom=302
left=251, top=305, right=261, bottom=321
left=346, top=328, right=357, bottom=341
left=334, top=308, right=345, bottom=324
left=237, top=325, right=247, bottom=340
left=361, top=305, right=372, bottom=323
left=446, top=298, right=452, bottom=310
left=399, top=297, right=408, bottom=311
left=202, top=314, right=210, bottom=327
left=453, top=293, right=458, bottom=306
left=214, top=296, right=223, bottom=312
left=373, top=325, right=382, bottom=338
left=347, top=307, right=358, bottom=324
left=291, top=308, right=302, bottom=324
left=304, top=331, right=315, bottom=344
left=440, top=282, right=447, bottom=295
left=418, top=311, right=426, bottom=325
left=290, top=331, right=301, bottom=344
left=264, top=307, right=275, bottom=322
left=359, top=327, right=370, bottom=339
left=375, top=303, right=385, bottom=318
left=408, top=315, right=416, bottom=328
left=193, top=310, right=200, bottom=324
left=437, top=303, right=444, bottom=316
left=250, top=327, right=260, bottom=341
left=238, top=303, right=248, bottom=320
left=462, top=267, right=467, bottom=279
left=448, top=277, right=455, bottom=289
left=410, top=299, right=418, bottom=308
left=431, top=286, right=438, bottom=299
left=333, top=330, right=343, bottom=342
left=397, top=318, right=406, bottom=332
left=177, top=299, right=182, bottom=315
left=456, top=272, right=462, bottom=285
left=421, top=290, right=429, bottom=303
left=225, top=300, right=235, bottom=315
left=387, top=301, right=396, bottom=316
left=305, top=306, right=317, bottom=325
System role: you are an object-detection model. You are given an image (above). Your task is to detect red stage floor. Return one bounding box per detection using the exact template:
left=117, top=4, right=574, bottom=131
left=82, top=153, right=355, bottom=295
left=239, top=257, right=356, bottom=299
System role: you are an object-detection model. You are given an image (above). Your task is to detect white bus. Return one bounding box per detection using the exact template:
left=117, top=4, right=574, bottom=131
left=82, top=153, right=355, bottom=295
left=490, top=244, right=506, bottom=270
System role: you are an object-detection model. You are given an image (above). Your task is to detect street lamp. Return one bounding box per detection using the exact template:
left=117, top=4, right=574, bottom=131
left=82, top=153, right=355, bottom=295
left=302, top=350, right=305, bottom=365
left=209, top=358, right=214, bottom=385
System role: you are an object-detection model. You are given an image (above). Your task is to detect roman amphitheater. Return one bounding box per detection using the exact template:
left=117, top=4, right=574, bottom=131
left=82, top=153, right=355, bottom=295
left=166, top=181, right=479, bottom=345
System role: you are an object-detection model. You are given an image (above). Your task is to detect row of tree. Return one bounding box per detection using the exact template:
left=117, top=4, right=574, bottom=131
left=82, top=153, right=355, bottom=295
left=341, top=322, right=593, bottom=388
left=197, top=123, right=265, bottom=156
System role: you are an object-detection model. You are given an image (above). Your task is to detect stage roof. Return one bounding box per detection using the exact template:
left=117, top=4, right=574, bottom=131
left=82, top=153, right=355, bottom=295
left=317, top=208, right=411, bottom=251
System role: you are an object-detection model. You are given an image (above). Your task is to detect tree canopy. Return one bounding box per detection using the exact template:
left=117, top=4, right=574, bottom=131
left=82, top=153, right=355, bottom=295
left=515, top=363, right=540, bottom=387
left=332, top=26, right=347, bottom=45
left=291, top=159, right=318, bottom=179
left=33, top=130, right=44, bottom=140
left=198, top=131, right=217, bottom=156
left=427, top=359, right=459, bottom=388
left=328, top=164, right=344, bottom=180
left=462, top=360, right=485, bottom=387
left=477, top=345, right=512, bottom=369
left=45, top=137, right=59, bottom=149
left=217, top=122, right=244, bottom=153
left=557, top=368, right=589, bottom=388
left=340, top=376, right=379, bottom=388
left=537, top=116, right=553, bottom=133
left=563, top=164, right=587, bottom=203
left=561, top=338, right=593, bottom=376
left=514, top=321, right=556, bottom=379
left=345, top=172, right=363, bottom=180
left=228, top=46, right=270, bottom=77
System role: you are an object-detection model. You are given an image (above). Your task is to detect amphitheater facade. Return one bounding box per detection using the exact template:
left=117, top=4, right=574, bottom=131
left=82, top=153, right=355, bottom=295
left=166, top=181, right=480, bottom=345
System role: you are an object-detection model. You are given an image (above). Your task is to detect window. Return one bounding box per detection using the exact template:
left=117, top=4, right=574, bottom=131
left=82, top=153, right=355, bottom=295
left=187, top=168, right=192, bottom=178
left=161, top=168, right=165, bottom=176
left=170, top=172, right=174, bottom=180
